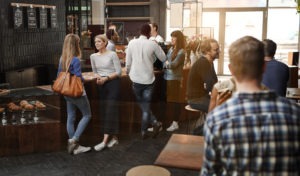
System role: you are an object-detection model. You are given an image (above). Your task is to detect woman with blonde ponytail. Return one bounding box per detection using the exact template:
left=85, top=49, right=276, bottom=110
left=57, top=34, right=92, bottom=155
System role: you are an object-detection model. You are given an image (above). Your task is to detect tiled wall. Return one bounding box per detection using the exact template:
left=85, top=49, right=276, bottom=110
left=0, top=0, right=66, bottom=73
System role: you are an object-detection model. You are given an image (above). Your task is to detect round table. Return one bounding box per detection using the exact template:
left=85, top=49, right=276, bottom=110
left=126, top=165, right=171, bottom=176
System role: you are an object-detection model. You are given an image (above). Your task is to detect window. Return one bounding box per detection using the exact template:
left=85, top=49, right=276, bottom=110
left=166, top=0, right=299, bottom=75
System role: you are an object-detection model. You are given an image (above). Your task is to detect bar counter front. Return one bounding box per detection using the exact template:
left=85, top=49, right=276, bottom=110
left=0, top=69, right=195, bottom=156
left=80, top=70, right=190, bottom=145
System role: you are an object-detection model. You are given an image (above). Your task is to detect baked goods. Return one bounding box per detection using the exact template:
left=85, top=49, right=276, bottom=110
left=0, top=107, right=4, bottom=113
left=35, top=101, right=46, bottom=109
left=24, top=104, right=34, bottom=110
left=19, top=100, right=34, bottom=110
left=7, top=102, right=22, bottom=111
left=7, top=100, right=46, bottom=111
left=20, top=100, right=29, bottom=108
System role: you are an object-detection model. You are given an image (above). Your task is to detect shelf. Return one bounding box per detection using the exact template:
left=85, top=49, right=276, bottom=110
left=106, top=2, right=150, bottom=6
left=107, top=17, right=151, bottom=21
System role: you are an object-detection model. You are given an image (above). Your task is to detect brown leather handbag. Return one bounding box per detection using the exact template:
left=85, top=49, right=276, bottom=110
left=52, top=63, right=83, bottom=97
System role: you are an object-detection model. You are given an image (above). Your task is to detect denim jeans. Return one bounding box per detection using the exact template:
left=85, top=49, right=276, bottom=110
left=64, top=95, right=91, bottom=141
left=132, top=82, right=157, bottom=133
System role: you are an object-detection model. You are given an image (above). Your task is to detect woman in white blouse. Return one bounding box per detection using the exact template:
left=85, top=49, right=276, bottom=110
left=90, top=34, right=122, bottom=151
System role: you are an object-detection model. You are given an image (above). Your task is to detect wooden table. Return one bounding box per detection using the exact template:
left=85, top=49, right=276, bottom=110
left=155, top=134, right=204, bottom=170
left=126, top=165, right=170, bottom=176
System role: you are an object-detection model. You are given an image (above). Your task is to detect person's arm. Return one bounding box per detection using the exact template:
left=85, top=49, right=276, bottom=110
left=109, top=52, right=122, bottom=80
left=216, top=90, right=232, bottom=106
left=72, top=58, right=84, bottom=81
left=90, top=55, right=97, bottom=74
left=165, top=49, right=185, bottom=69
left=202, top=61, right=217, bottom=93
left=208, top=87, right=218, bottom=112
left=125, top=45, right=132, bottom=74
left=209, top=84, right=233, bottom=112
left=154, top=43, right=167, bottom=62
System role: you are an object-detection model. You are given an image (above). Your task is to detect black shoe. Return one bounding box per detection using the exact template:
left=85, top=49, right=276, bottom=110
left=152, top=121, right=162, bottom=138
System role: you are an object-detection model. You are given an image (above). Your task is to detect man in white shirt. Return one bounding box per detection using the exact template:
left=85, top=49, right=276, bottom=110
left=149, top=23, right=164, bottom=43
left=126, top=23, right=167, bottom=139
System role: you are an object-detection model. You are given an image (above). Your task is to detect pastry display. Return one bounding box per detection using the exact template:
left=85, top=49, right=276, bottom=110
left=35, top=101, right=46, bottom=109
left=7, top=102, right=22, bottom=111
left=6, top=100, right=46, bottom=111
left=0, top=107, right=4, bottom=113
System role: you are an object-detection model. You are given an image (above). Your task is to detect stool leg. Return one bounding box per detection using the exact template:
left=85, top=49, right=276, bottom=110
left=190, top=112, right=206, bottom=135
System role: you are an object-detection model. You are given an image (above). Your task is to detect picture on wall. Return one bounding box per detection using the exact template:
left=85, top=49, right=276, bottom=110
left=111, top=22, right=124, bottom=44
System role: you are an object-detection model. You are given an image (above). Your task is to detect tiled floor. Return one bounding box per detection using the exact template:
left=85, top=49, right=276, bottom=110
left=0, top=127, right=201, bottom=176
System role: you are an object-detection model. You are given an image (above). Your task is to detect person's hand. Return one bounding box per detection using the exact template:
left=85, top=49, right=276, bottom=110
left=216, top=90, right=232, bottom=105
left=96, top=77, right=108, bottom=85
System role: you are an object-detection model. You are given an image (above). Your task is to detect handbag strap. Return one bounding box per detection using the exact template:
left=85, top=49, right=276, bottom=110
left=65, top=60, right=71, bottom=73
left=59, top=60, right=72, bottom=81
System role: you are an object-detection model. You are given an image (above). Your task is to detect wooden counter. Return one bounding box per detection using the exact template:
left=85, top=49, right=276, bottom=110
left=79, top=69, right=197, bottom=145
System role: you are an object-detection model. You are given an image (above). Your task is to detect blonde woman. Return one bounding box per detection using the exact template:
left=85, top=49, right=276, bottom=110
left=57, top=34, right=92, bottom=155
left=90, top=34, right=122, bottom=151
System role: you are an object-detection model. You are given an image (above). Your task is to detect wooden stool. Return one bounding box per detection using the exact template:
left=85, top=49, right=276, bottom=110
left=126, top=165, right=171, bottom=176
left=185, top=105, right=206, bottom=134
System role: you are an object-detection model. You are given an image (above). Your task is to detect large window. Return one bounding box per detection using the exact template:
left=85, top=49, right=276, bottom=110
left=267, top=8, right=299, bottom=63
left=166, top=0, right=299, bottom=75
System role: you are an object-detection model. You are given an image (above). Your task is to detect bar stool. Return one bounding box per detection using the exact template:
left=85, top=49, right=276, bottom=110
left=126, top=165, right=171, bottom=176
left=185, top=105, right=206, bottom=134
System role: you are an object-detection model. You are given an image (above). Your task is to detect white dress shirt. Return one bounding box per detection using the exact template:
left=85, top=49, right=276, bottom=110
left=126, top=35, right=166, bottom=84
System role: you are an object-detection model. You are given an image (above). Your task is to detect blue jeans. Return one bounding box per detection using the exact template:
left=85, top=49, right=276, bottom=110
left=132, top=82, right=157, bottom=133
left=64, top=95, right=91, bottom=141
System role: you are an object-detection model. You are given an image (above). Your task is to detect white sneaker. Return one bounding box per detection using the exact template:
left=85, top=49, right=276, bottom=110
left=73, top=145, right=91, bottom=155
left=67, top=139, right=77, bottom=154
left=166, top=121, right=179, bottom=132
left=94, top=142, right=106, bottom=151
left=147, top=127, right=154, bottom=132
left=147, top=126, right=163, bottom=132
left=107, top=138, right=119, bottom=148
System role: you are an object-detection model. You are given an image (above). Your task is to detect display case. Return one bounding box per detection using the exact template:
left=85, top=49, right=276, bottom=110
left=0, top=85, right=64, bottom=156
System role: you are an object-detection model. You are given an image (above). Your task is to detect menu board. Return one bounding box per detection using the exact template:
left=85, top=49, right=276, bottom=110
left=27, top=7, right=37, bottom=29
left=39, top=7, right=48, bottom=29
left=13, top=6, right=23, bottom=29
left=50, top=8, right=58, bottom=28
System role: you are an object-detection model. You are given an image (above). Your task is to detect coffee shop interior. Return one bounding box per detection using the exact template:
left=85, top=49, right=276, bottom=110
left=0, top=0, right=299, bottom=175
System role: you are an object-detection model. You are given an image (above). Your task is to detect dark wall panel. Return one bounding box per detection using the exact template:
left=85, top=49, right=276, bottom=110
left=0, top=0, right=66, bottom=74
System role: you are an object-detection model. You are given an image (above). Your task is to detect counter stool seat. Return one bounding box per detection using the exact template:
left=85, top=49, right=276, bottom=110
left=185, top=105, right=206, bottom=134
left=126, top=165, right=171, bottom=176
left=185, top=105, right=200, bottom=112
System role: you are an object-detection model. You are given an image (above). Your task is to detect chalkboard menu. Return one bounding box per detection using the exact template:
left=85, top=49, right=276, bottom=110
left=13, top=7, right=23, bottom=29
left=27, top=7, right=37, bottom=29
left=50, top=8, right=58, bottom=28
left=39, top=8, right=48, bottom=29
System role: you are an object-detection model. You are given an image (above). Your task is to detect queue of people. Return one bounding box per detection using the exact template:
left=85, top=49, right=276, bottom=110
left=56, top=23, right=300, bottom=175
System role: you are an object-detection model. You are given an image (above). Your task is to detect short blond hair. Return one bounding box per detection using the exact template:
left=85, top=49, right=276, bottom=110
left=229, top=36, right=264, bottom=81
left=94, top=34, right=108, bottom=47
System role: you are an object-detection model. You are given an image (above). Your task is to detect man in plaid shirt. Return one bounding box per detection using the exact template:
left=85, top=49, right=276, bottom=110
left=201, top=36, right=300, bottom=176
